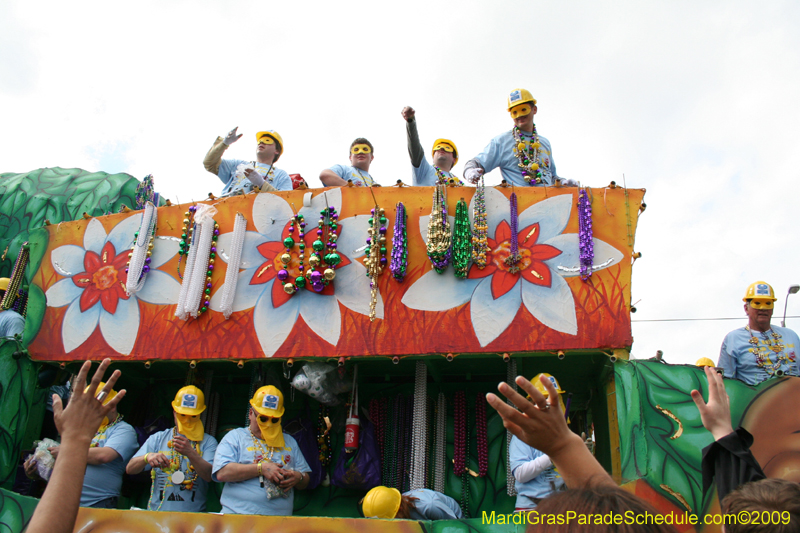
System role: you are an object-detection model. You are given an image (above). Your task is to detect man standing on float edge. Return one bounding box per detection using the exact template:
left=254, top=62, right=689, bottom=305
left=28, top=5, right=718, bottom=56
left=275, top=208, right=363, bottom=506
left=464, top=88, right=559, bottom=187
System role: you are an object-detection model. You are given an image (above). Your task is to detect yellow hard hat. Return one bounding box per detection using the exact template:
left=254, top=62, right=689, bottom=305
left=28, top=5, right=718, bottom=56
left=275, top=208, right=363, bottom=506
left=507, top=88, right=537, bottom=110
left=172, top=385, right=206, bottom=415
left=255, top=130, right=284, bottom=162
left=362, top=486, right=401, bottom=518
left=431, top=139, right=458, bottom=165
left=250, top=385, right=285, bottom=417
left=696, top=357, right=716, bottom=368
left=743, top=281, right=776, bottom=302
left=530, top=373, right=565, bottom=397
left=84, top=382, right=118, bottom=406
left=0, top=278, right=9, bottom=291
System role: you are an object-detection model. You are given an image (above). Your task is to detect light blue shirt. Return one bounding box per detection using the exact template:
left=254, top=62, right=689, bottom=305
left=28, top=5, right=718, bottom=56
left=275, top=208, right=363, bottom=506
left=405, top=489, right=463, bottom=520
left=328, top=164, right=376, bottom=187
left=80, top=420, right=138, bottom=506
left=212, top=428, right=310, bottom=516
left=718, top=325, right=800, bottom=385
left=509, top=436, right=565, bottom=509
left=473, top=130, right=556, bottom=187
left=412, top=157, right=458, bottom=186
left=0, top=309, right=24, bottom=338
left=218, top=159, right=293, bottom=195
left=132, top=428, right=218, bottom=512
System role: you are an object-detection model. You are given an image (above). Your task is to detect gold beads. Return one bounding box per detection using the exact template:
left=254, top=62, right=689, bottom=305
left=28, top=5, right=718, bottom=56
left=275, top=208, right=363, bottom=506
left=323, top=269, right=336, bottom=281
left=308, top=255, right=320, bottom=267
left=283, top=283, right=296, bottom=294
left=280, top=253, right=291, bottom=264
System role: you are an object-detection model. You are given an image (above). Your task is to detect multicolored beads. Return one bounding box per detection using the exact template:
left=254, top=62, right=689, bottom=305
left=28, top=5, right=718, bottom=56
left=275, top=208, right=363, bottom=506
left=365, top=205, right=387, bottom=321
left=176, top=205, right=196, bottom=279
left=471, top=175, right=489, bottom=268
left=279, top=214, right=305, bottom=295
left=512, top=125, right=544, bottom=184
left=198, top=221, right=219, bottom=314
left=426, top=183, right=451, bottom=273
left=504, top=192, right=521, bottom=273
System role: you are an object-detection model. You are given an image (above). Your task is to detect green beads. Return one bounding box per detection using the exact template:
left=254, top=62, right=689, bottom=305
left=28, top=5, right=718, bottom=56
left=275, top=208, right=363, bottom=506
left=283, top=236, right=295, bottom=248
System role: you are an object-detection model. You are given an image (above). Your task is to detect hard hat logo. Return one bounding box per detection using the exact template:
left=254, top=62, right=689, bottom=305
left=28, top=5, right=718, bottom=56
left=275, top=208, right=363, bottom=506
left=263, top=394, right=280, bottom=410
left=509, top=90, right=523, bottom=104
left=181, top=394, right=198, bottom=409
left=755, top=284, right=771, bottom=296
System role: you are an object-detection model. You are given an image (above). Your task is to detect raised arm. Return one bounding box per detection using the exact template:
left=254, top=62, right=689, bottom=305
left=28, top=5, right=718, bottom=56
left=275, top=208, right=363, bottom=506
left=402, top=107, right=425, bottom=168
left=203, top=127, right=242, bottom=175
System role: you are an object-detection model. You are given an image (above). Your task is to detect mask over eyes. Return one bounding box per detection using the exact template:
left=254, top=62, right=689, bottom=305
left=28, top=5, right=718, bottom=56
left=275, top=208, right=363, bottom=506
left=258, top=136, right=275, bottom=145
left=510, top=104, right=532, bottom=119
left=351, top=144, right=372, bottom=155
left=176, top=413, right=205, bottom=441
left=750, top=299, right=774, bottom=310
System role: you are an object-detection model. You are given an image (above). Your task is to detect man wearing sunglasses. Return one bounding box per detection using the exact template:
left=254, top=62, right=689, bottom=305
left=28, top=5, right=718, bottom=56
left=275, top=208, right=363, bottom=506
left=212, top=386, right=311, bottom=516
left=203, top=127, right=293, bottom=195
left=464, top=88, right=561, bottom=187
left=718, top=281, right=800, bottom=385
left=319, top=138, right=378, bottom=187
left=401, top=107, right=461, bottom=186
left=126, top=386, right=218, bottom=512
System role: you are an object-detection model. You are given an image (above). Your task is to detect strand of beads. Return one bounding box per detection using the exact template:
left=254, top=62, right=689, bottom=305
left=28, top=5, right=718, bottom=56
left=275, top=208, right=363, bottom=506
left=134, top=174, right=155, bottom=209
left=0, top=244, right=28, bottom=310
left=390, top=202, right=408, bottom=281
left=426, top=183, right=451, bottom=273
left=471, top=176, right=489, bottom=269
left=475, top=393, right=488, bottom=477
left=11, top=288, right=27, bottom=316
left=504, top=193, right=522, bottom=273
left=403, top=395, right=413, bottom=492
left=578, top=188, right=594, bottom=281
left=279, top=214, right=306, bottom=295
left=125, top=202, right=157, bottom=295
left=177, top=206, right=196, bottom=279
left=434, top=166, right=464, bottom=186
left=308, top=207, right=341, bottom=292
left=506, top=359, right=518, bottom=496
left=365, top=206, right=387, bottom=321
left=452, top=198, right=472, bottom=278
left=433, top=392, right=447, bottom=493
left=198, top=221, right=219, bottom=314
left=409, top=361, right=428, bottom=490
left=453, top=390, right=469, bottom=517
left=512, top=124, right=544, bottom=185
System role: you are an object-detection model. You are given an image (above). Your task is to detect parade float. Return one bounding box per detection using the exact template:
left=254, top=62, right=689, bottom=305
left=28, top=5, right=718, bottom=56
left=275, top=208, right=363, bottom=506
left=0, top=167, right=796, bottom=532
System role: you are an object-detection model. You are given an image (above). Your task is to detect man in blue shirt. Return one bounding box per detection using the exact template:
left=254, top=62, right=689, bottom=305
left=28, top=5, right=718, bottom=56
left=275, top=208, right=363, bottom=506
left=320, top=138, right=378, bottom=187
left=203, top=127, right=293, bottom=195
left=464, top=88, right=561, bottom=187
left=126, top=386, right=218, bottom=512
left=212, top=385, right=311, bottom=515
left=0, top=278, right=24, bottom=338
left=43, top=382, right=138, bottom=508
left=509, top=373, right=567, bottom=511
left=718, top=281, right=800, bottom=385
left=360, top=486, right=463, bottom=520
left=401, top=107, right=461, bottom=186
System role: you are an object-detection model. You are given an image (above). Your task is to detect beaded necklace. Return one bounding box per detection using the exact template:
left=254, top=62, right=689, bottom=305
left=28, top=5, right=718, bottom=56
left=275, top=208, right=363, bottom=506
left=125, top=211, right=157, bottom=280
left=432, top=393, right=447, bottom=493
left=452, top=199, right=472, bottom=278
left=148, top=429, right=201, bottom=511
left=365, top=205, right=387, bottom=320
left=453, top=391, right=470, bottom=517
left=278, top=214, right=307, bottom=295
left=308, top=207, right=342, bottom=293
left=504, top=193, right=522, bottom=273
left=746, top=326, right=794, bottom=376
left=475, top=393, right=488, bottom=477
left=390, top=203, right=408, bottom=282
left=471, top=176, right=489, bottom=269
left=198, top=221, right=219, bottom=314
left=177, top=206, right=197, bottom=279
left=578, top=189, right=594, bottom=281
left=433, top=166, right=464, bottom=187
left=409, top=361, right=428, bottom=491
left=426, top=184, right=451, bottom=273
left=512, top=125, right=544, bottom=185
left=134, top=174, right=155, bottom=209
left=0, top=244, right=28, bottom=311
left=90, top=414, right=123, bottom=447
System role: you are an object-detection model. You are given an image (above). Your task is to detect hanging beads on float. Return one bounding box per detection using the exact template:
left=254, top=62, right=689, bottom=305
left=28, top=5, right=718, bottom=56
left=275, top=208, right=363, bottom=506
left=578, top=188, right=595, bottom=281
left=426, top=183, right=451, bottom=273
left=365, top=204, right=387, bottom=321
left=471, top=175, right=489, bottom=269
left=452, top=198, right=472, bottom=278
left=504, top=192, right=522, bottom=274
left=390, top=202, right=408, bottom=282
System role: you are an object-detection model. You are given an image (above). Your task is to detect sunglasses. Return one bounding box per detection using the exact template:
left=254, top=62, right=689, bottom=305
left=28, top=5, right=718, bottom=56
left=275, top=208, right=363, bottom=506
left=351, top=144, right=372, bottom=154
left=258, top=415, right=281, bottom=423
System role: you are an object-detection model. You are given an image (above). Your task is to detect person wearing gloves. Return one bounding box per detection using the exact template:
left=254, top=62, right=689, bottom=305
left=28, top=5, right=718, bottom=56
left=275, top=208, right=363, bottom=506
left=203, top=127, right=293, bottom=195
left=360, top=486, right=463, bottom=520
left=508, top=373, right=567, bottom=511
left=212, top=385, right=311, bottom=516
left=464, top=89, right=573, bottom=187
left=718, top=281, right=800, bottom=385
left=126, top=386, right=218, bottom=512
left=401, top=107, right=461, bottom=186
left=319, top=138, right=379, bottom=187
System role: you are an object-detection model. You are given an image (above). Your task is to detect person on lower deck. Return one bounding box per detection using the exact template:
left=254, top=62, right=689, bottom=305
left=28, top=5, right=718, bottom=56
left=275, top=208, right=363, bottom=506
left=360, top=486, right=463, bottom=520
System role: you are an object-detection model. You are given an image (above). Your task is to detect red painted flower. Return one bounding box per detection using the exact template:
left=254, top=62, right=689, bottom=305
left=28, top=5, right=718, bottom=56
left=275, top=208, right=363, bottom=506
left=71, top=241, right=130, bottom=314
left=468, top=220, right=561, bottom=299
left=249, top=221, right=351, bottom=308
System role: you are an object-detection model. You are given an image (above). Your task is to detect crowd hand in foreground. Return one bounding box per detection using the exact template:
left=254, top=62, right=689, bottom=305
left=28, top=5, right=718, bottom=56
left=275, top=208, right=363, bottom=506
left=486, top=374, right=615, bottom=489
left=25, top=358, right=125, bottom=533
left=691, top=365, right=734, bottom=441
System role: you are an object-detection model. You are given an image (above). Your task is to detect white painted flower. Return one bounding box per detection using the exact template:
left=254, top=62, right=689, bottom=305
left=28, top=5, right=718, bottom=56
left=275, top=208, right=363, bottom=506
left=402, top=188, right=623, bottom=346
left=210, top=188, right=380, bottom=356
left=45, top=216, right=180, bottom=355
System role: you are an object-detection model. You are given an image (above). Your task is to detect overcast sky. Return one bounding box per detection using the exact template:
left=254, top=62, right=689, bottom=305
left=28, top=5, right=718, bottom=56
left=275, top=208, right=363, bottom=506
left=2, top=0, right=799, bottom=366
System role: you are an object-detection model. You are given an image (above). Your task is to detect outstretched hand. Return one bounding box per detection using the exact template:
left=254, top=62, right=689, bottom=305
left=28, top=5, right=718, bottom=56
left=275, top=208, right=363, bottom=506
left=401, top=106, right=415, bottom=121
left=224, top=127, right=243, bottom=146
left=691, top=365, right=734, bottom=441
left=54, top=358, right=125, bottom=443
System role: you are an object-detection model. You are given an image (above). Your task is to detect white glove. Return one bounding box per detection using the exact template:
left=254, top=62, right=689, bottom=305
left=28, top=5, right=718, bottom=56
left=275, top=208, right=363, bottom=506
left=244, top=168, right=265, bottom=187
left=223, top=127, right=243, bottom=146
left=464, top=167, right=484, bottom=184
